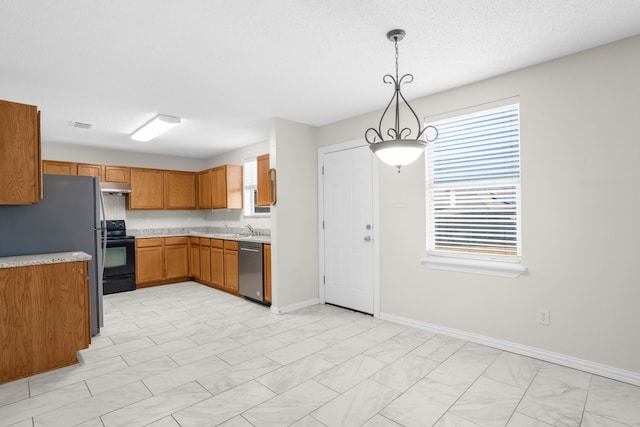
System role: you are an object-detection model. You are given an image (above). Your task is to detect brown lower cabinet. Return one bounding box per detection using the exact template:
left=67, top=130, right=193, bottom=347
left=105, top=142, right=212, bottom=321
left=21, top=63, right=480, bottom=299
left=0, top=260, right=90, bottom=384
left=136, top=237, right=190, bottom=287
left=137, top=236, right=268, bottom=300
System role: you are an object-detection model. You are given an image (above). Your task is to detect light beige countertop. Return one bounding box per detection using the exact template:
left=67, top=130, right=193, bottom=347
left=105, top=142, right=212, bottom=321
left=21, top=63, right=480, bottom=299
left=0, top=251, right=92, bottom=269
left=129, top=227, right=271, bottom=244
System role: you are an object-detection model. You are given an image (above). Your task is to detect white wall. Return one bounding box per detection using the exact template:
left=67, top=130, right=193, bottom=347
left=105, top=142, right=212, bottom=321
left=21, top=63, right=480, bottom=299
left=317, top=35, right=640, bottom=375
left=42, top=142, right=207, bottom=171
left=270, top=118, right=319, bottom=311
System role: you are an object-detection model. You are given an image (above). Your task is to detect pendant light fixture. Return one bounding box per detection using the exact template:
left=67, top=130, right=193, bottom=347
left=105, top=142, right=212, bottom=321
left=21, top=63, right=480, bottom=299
left=366, top=29, right=437, bottom=172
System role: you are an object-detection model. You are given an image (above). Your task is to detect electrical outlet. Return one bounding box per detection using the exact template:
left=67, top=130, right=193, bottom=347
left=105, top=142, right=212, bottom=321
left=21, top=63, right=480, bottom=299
left=537, top=309, right=550, bottom=325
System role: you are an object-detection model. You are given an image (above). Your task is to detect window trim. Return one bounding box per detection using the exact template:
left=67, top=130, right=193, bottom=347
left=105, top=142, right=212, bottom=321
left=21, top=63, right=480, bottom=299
left=423, top=97, right=525, bottom=277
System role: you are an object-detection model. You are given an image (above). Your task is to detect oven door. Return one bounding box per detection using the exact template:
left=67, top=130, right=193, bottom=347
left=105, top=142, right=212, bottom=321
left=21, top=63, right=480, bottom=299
left=104, top=238, right=135, bottom=278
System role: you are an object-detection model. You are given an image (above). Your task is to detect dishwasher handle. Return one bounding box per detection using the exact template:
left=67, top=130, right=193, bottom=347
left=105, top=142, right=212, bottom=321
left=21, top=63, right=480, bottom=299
left=240, top=247, right=261, bottom=253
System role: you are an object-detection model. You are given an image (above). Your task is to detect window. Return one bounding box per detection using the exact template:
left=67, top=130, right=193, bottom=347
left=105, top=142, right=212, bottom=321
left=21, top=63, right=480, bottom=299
left=243, top=158, right=270, bottom=217
left=423, top=98, right=525, bottom=277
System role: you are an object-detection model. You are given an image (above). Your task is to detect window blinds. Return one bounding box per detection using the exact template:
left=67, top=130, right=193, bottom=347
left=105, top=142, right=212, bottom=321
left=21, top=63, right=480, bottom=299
left=243, top=159, right=258, bottom=189
left=426, top=101, right=521, bottom=257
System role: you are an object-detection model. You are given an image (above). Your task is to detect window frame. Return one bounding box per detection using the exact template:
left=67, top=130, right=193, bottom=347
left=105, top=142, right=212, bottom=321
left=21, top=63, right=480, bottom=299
left=421, top=97, right=526, bottom=278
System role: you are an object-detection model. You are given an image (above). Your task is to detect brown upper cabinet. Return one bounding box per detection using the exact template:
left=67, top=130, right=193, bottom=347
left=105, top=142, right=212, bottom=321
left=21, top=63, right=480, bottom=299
left=44, top=160, right=130, bottom=184
left=257, top=154, right=270, bottom=207
left=129, top=167, right=196, bottom=210
left=165, top=170, right=196, bottom=210
left=129, top=168, right=164, bottom=210
left=198, top=165, right=242, bottom=210
left=43, top=160, right=77, bottom=175
left=76, top=163, right=101, bottom=178
left=104, top=166, right=129, bottom=183
left=0, top=100, right=42, bottom=204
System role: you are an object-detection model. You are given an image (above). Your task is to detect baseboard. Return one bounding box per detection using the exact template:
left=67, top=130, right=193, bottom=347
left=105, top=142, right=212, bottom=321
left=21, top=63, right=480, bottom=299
left=271, top=298, right=320, bottom=314
left=379, top=311, right=640, bottom=387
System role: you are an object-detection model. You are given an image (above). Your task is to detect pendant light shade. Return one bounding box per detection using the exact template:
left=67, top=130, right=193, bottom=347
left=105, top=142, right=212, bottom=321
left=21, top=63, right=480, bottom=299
left=370, top=139, right=426, bottom=168
left=365, top=29, right=437, bottom=172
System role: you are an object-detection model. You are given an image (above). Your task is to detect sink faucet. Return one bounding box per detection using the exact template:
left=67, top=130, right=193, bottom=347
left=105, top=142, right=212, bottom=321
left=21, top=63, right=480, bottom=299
left=245, top=224, right=255, bottom=235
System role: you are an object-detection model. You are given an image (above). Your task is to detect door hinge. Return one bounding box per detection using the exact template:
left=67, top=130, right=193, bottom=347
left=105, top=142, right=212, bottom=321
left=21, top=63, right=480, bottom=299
left=323, top=275, right=325, bottom=284
left=322, top=165, right=324, bottom=175
left=322, top=220, right=325, bottom=230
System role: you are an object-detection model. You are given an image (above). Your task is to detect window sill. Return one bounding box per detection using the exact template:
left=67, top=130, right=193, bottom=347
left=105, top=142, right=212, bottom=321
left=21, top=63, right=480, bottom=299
left=421, top=254, right=526, bottom=278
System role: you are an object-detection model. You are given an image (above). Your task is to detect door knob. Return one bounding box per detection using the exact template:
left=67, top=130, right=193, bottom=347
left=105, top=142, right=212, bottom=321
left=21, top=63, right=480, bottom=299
left=364, top=236, right=372, bottom=242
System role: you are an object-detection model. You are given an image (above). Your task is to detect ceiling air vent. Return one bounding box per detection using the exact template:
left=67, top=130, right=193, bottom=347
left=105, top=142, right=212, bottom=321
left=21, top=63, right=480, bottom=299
left=73, top=121, right=93, bottom=129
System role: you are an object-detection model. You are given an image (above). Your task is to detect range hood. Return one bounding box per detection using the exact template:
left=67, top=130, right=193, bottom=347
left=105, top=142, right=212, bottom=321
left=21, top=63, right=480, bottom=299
left=100, top=182, right=132, bottom=194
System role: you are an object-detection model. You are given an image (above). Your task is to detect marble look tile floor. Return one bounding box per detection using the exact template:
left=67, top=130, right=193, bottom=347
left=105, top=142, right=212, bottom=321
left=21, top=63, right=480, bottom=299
left=1, top=282, right=639, bottom=427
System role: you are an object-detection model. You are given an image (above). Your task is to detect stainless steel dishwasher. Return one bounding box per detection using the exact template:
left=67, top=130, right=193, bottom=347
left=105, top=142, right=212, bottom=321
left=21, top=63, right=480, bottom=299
left=238, top=241, right=264, bottom=302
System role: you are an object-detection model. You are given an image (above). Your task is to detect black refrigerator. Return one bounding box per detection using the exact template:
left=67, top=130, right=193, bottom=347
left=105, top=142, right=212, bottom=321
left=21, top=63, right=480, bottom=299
left=0, top=174, right=105, bottom=336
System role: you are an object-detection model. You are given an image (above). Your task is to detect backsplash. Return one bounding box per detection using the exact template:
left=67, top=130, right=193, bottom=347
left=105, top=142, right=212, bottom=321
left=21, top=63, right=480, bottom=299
left=103, top=195, right=208, bottom=229
left=103, top=194, right=270, bottom=231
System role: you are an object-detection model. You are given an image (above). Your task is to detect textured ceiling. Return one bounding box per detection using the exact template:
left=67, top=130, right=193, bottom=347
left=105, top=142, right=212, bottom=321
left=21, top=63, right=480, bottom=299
left=1, top=0, right=639, bottom=159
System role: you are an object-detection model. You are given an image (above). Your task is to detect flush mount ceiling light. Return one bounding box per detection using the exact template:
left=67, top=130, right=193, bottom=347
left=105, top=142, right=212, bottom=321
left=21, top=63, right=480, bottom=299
left=366, top=29, right=438, bottom=172
left=130, top=114, right=181, bottom=142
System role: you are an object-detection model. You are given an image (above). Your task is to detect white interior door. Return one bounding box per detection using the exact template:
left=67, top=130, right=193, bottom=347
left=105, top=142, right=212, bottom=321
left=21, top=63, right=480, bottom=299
left=322, top=144, right=375, bottom=314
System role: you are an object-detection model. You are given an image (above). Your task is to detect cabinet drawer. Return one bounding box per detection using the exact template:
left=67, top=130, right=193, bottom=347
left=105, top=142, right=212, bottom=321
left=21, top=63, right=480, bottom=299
left=211, top=239, right=224, bottom=249
left=136, top=238, right=163, bottom=248
left=224, top=240, right=238, bottom=250
left=190, top=237, right=200, bottom=245
left=200, top=237, right=211, bottom=245
left=165, top=236, right=188, bottom=245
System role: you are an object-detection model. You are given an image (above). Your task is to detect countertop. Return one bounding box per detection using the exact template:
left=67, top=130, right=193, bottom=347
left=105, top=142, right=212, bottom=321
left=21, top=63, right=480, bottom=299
left=0, top=251, right=92, bottom=269
left=129, top=227, right=271, bottom=244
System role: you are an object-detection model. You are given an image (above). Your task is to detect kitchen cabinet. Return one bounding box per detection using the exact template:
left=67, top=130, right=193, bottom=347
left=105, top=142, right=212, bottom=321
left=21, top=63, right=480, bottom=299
left=104, top=166, right=129, bottom=183
left=198, top=165, right=243, bottom=210
left=136, top=237, right=190, bottom=286
left=211, top=239, right=225, bottom=288
left=0, top=100, right=42, bottom=205
left=43, top=160, right=77, bottom=175
left=164, top=236, right=189, bottom=280
left=0, top=260, right=90, bottom=383
left=224, top=240, right=239, bottom=292
left=165, top=171, right=196, bottom=210
left=76, top=163, right=102, bottom=179
left=197, top=170, right=212, bottom=209
left=257, top=154, right=270, bottom=206
left=190, top=237, right=200, bottom=279
left=129, top=168, right=164, bottom=210
left=129, top=168, right=196, bottom=210
left=135, top=238, right=164, bottom=285
left=263, top=243, right=271, bottom=303
left=199, top=237, right=211, bottom=283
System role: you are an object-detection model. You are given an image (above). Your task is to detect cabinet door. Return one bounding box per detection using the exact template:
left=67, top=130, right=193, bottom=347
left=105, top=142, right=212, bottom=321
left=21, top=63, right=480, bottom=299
left=165, top=171, right=196, bottom=210
left=77, top=163, right=102, bottom=179
left=136, top=246, right=164, bottom=284
left=104, top=166, right=130, bottom=183
left=263, top=244, right=271, bottom=303
left=199, top=238, right=211, bottom=283
left=257, top=154, right=270, bottom=206
left=0, top=100, right=41, bottom=204
left=210, top=166, right=227, bottom=209
left=129, top=168, right=164, bottom=209
left=197, top=170, right=212, bottom=209
left=211, top=239, right=224, bottom=287
left=43, top=160, right=77, bottom=175
left=224, top=240, right=239, bottom=292
left=190, top=238, right=200, bottom=279
left=165, top=240, right=189, bottom=280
